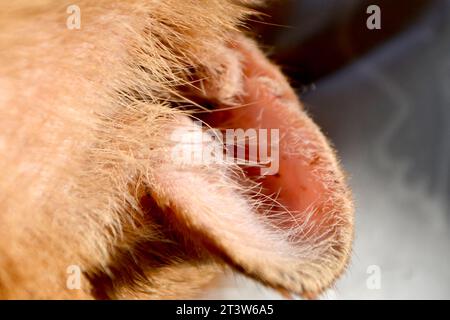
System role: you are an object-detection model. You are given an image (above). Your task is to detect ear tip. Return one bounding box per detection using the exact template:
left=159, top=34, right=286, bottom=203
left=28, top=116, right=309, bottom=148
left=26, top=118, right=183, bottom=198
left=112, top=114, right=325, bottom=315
left=280, top=199, right=355, bottom=298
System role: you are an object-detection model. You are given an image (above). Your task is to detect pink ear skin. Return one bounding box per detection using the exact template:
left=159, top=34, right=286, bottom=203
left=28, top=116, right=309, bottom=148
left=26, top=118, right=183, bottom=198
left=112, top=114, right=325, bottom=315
left=152, top=35, right=353, bottom=298
left=226, top=37, right=353, bottom=238
left=199, top=36, right=353, bottom=297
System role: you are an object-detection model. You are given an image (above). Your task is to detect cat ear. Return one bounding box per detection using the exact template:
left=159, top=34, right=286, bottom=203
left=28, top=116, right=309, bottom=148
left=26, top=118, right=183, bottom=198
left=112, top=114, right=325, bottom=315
left=150, top=36, right=353, bottom=298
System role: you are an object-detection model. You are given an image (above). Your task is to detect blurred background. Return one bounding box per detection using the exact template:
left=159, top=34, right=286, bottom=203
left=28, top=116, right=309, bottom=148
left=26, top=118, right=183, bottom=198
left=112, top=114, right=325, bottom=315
left=207, top=0, right=450, bottom=299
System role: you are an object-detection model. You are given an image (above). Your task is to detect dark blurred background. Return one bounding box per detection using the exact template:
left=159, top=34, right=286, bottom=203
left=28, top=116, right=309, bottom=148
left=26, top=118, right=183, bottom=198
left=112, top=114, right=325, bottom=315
left=212, top=0, right=450, bottom=299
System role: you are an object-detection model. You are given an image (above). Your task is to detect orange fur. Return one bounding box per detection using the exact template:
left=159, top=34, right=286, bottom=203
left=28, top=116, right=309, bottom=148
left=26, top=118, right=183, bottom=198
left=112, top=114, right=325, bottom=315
left=0, top=0, right=353, bottom=299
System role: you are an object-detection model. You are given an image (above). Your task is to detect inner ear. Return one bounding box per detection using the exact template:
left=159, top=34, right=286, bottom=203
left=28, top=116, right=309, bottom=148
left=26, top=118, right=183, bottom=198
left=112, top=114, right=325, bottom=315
left=152, top=35, right=354, bottom=298
left=201, top=36, right=353, bottom=242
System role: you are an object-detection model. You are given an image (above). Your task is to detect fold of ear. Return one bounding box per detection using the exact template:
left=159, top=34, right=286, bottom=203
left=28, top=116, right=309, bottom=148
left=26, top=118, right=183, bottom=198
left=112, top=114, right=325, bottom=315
left=151, top=36, right=353, bottom=298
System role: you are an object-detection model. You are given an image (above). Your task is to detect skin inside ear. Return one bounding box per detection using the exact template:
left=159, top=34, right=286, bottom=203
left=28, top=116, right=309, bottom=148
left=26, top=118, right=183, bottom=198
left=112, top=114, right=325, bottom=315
left=151, top=36, right=354, bottom=298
